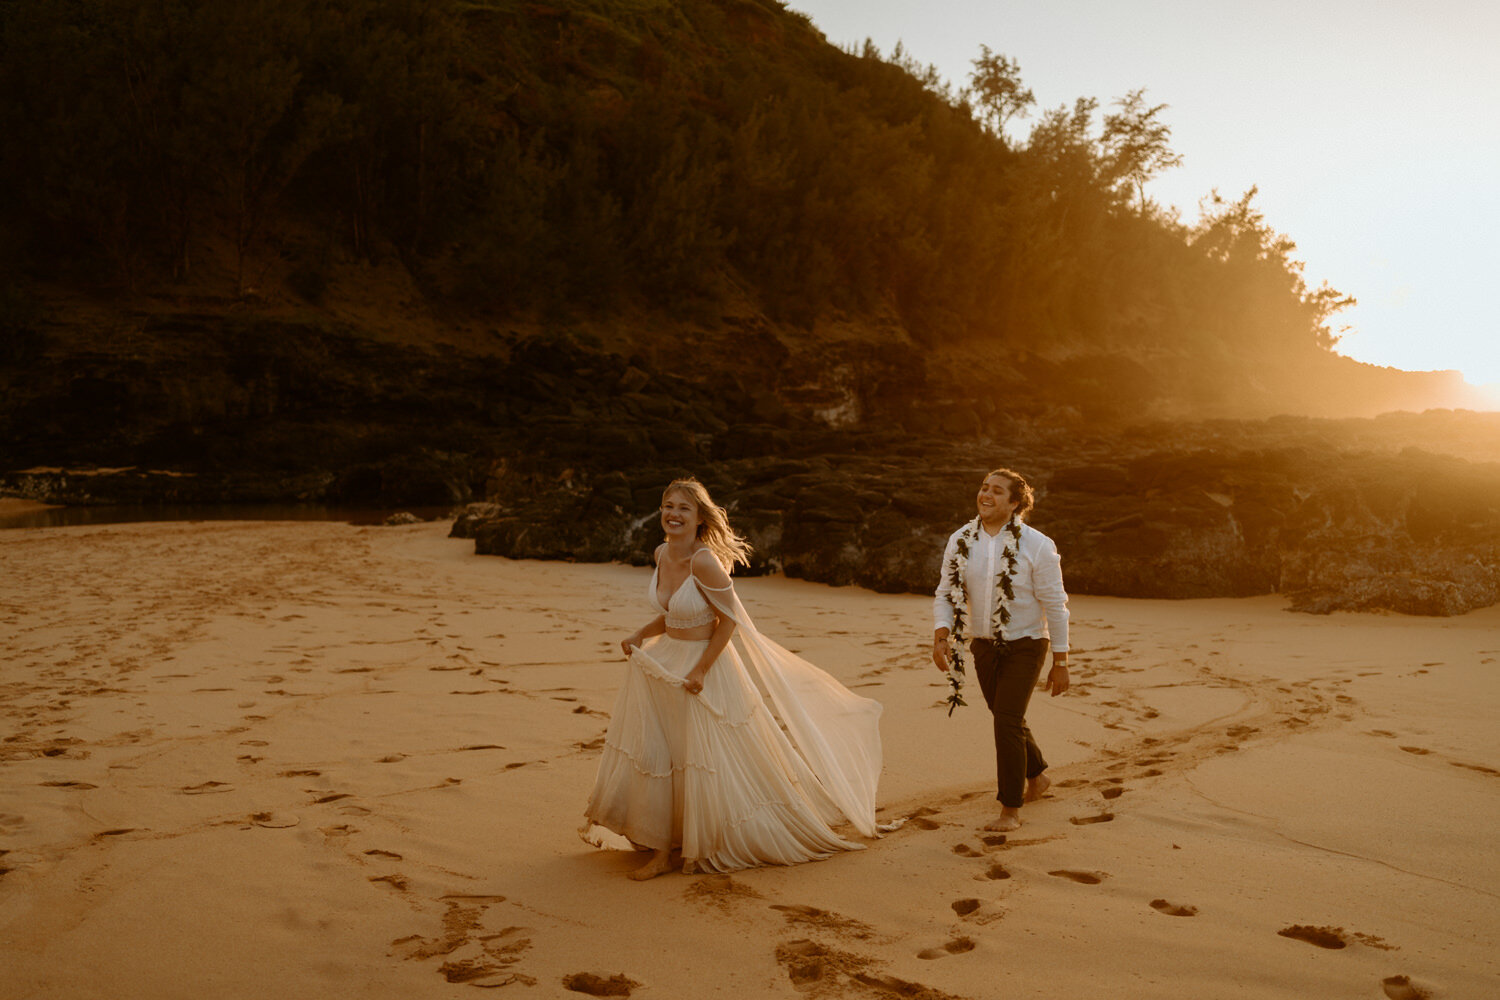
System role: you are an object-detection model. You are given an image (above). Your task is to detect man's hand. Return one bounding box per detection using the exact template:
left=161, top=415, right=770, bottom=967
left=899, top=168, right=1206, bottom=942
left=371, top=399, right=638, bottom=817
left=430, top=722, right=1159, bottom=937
left=1044, top=660, right=1070, bottom=696
left=932, top=632, right=953, bottom=672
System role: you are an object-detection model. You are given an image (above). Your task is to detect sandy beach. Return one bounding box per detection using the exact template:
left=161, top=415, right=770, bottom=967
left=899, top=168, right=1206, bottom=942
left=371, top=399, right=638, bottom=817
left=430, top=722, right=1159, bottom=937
left=1, top=517, right=1496, bottom=999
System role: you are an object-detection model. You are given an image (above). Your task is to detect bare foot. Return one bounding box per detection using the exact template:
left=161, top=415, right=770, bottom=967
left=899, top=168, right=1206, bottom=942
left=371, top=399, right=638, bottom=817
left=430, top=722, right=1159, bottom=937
left=1025, top=772, right=1051, bottom=803
left=627, top=849, right=677, bottom=880
left=983, top=810, right=1022, bottom=832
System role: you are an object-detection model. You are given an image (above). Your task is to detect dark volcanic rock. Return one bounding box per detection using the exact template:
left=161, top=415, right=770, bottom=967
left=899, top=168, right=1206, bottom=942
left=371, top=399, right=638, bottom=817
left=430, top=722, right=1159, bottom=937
left=9, top=303, right=1500, bottom=617
left=461, top=437, right=1500, bottom=617
left=450, top=502, right=503, bottom=539
left=1041, top=451, right=1299, bottom=599
left=1277, top=450, right=1500, bottom=615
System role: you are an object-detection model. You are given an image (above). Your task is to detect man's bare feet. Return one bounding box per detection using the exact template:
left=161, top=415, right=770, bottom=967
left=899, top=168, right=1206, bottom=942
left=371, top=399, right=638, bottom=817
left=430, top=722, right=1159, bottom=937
left=983, top=808, right=1022, bottom=832
left=1025, top=772, right=1051, bottom=803
left=627, top=849, right=677, bottom=880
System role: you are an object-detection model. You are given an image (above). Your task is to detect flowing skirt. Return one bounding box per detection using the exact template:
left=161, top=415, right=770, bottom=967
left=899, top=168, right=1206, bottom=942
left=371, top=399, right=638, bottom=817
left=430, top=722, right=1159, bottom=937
left=583, top=635, right=863, bottom=872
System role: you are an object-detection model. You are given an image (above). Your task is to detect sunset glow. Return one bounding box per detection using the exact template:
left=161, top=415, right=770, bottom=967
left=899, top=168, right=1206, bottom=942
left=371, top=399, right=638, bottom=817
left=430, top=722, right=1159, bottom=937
left=3, top=1, right=1499, bottom=994
left=794, top=0, right=1500, bottom=388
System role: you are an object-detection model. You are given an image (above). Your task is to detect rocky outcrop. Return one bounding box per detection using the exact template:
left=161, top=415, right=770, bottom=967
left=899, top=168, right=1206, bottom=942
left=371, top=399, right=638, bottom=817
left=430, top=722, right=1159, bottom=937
left=1040, top=446, right=1500, bottom=614
left=6, top=304, right=1500, bottom=616
left=454, top=431, right=1500, bottom=617
left=1276, top=449, right=1500, bottom=615
left=1038, top=453, right=1294, bottom=599
left=0, top=313, right=505, bottom=506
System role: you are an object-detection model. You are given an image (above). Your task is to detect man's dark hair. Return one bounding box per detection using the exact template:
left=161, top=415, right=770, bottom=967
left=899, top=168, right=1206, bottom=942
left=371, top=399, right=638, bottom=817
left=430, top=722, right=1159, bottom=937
left=987, top=468, right=1034, bottom=520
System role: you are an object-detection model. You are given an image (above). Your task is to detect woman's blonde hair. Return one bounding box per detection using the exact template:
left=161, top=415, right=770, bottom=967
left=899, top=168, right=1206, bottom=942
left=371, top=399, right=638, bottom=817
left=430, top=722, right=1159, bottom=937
left=662, top=478, right=752, bottom=570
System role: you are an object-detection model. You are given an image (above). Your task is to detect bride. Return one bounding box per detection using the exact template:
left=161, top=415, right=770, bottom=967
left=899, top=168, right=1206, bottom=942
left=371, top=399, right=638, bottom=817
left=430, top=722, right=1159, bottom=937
left=582, top=478, right=884, bottom=879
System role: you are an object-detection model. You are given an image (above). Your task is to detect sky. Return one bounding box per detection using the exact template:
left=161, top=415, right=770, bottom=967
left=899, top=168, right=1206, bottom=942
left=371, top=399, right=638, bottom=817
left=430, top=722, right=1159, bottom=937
left=788, top=0, right=1500, bottom=387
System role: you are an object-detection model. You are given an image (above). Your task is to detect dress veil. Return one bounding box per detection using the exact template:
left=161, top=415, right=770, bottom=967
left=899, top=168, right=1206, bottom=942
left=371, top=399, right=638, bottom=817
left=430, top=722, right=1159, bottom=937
left=696, top=579, right=882, bottom=838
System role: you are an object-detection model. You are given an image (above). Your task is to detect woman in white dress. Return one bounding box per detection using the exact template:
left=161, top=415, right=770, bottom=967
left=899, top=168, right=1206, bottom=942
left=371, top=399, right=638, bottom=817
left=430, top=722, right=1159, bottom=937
left=583, top=478, right=884, bottom=879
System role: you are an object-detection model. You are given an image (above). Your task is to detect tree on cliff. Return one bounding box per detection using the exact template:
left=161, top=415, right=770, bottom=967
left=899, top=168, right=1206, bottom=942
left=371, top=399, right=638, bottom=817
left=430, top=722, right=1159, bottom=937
left=1101, top=88, right=1184, bottom=214
left=1192, top=187, right=1355, bottom=351
left=0, top=0, right=1348, bottom=365
left=966, top=46, right=1035, bottom=143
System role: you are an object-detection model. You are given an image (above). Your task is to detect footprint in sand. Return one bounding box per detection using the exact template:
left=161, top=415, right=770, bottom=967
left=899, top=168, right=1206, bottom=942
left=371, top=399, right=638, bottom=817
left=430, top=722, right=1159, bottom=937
left=981, top=863, right=1011, bottom=881
left=1451, top=761, right=1500, bottom=777
left=1049, top=870, right=1106, bottom=884
left=439, top=960, right=530, bottom=986
left=906, top=806, right=942, bottom=830
left=979, top=834, right=1007, bottom=848
left=952, top=843, right=981, bottom=857
left=1069, top=813, right=1114, bottom=826
left=769, top=904, right=875, bottom=937
left=180, top=781, right=232, bottom=795
left=917, top=937, right=975, bottom=960
left=369, top=873, right=410, bottom=892
left=561, top=971, right=641, bottom=996
left=951, top=898, right=981, bottom=917
left=1150, top=898, right=1197, bottom=916
left=480, top=925, right=534, bottom=972
left=1381, top=975, right=1432, bottom=1000
left=776, top=939, right=829, bottom=988
left=1277, top=925, right=1347, bottom=949
left=1399, top=746, right=1431, bottom=756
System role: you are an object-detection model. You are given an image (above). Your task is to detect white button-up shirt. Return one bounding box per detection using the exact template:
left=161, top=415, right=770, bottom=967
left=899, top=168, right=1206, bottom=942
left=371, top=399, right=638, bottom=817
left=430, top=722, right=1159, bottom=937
left=933, top=521, right=1070, bottom=652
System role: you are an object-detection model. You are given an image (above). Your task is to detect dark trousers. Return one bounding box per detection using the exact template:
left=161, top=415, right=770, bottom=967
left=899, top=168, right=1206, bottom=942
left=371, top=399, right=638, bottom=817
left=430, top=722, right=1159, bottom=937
left=972, top=636, right=1049, bottom=809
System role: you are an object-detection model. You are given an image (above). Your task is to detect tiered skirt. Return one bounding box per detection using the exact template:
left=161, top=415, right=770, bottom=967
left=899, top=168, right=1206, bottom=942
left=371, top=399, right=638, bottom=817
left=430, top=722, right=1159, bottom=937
left=583, top=635, right=862, bottom=871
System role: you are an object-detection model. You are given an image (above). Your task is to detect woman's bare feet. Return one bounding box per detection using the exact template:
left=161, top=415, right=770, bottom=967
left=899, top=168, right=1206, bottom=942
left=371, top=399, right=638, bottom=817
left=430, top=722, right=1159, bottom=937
left=627, top=849, right=678, bottom=880
left=983, top=808, right=1022, bottom=832
left=1025, top=772, right=1051, bottom=803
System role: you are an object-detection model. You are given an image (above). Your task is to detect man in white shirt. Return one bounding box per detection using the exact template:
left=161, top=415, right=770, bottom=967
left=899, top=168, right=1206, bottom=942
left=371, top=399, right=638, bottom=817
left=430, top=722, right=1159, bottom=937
left=933, top=468, right=1070, bottom=832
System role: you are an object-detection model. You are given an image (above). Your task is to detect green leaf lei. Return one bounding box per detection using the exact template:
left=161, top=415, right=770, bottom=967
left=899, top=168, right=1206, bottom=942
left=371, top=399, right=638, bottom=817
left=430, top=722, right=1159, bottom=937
left=942, top=515, right=1023, bottom=716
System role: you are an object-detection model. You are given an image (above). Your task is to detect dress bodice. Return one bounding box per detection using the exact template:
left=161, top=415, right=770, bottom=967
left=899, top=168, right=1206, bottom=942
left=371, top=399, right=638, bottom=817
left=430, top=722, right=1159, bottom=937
left=650, top=565, right=717, bottom=629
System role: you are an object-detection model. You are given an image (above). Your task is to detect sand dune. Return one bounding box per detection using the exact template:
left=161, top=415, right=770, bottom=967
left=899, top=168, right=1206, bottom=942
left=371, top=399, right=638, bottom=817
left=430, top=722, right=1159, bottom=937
left=1, top=519, right=1495, bottom=999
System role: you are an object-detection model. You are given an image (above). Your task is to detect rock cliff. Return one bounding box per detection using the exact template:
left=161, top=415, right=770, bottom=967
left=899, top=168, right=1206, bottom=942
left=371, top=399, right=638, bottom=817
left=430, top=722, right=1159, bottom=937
left=4, top=305, right=1498, bottom=616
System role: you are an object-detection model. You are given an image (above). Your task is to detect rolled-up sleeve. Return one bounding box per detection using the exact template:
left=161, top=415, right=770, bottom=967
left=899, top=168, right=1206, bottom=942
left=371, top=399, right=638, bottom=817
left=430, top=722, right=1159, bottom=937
left=933, top=532, right=959, bottom=632
left=1032, top=536, right=1070, bottom=652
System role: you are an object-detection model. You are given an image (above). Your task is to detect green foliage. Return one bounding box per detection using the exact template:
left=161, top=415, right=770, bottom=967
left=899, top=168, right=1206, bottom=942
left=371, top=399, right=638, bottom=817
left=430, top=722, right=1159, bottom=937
left=1101, top=88, right=1184, bottom=212
left=0, top=0, right=1348, bottom=357
left=1190, top=188, right=1355, bottom=351
left=966, top=45, right=1034, bottom=140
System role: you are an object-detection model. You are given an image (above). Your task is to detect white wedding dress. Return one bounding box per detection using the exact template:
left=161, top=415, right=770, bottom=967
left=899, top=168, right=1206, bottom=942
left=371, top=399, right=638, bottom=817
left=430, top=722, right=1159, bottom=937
left=582, top=560, right=883, bottom=871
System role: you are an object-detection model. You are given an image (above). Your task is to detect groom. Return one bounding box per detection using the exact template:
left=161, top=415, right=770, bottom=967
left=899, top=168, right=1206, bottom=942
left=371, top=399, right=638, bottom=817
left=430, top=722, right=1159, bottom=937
left=933, top=468, right=1070, bottom=832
